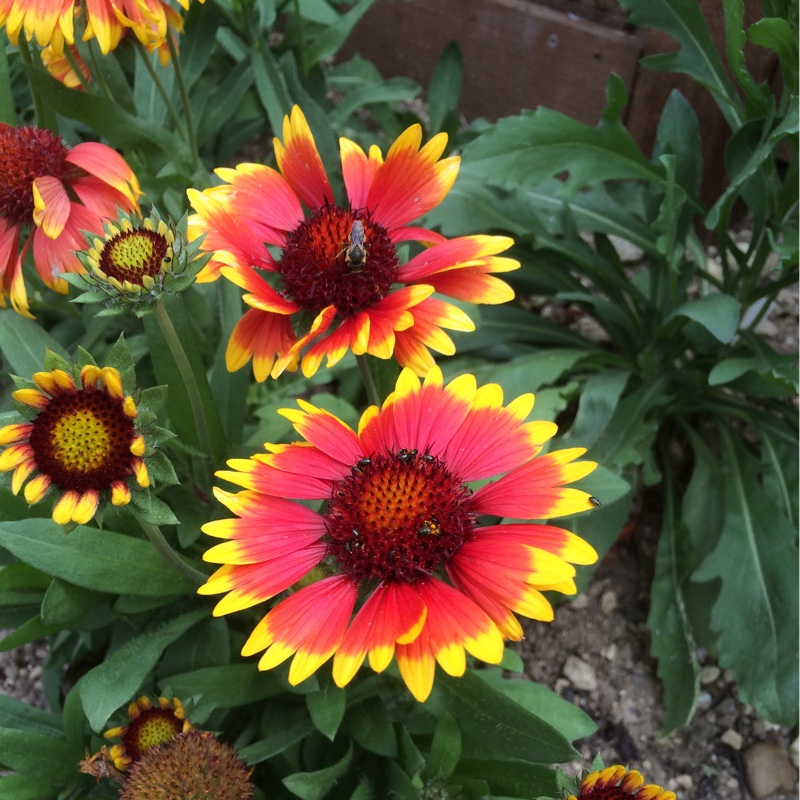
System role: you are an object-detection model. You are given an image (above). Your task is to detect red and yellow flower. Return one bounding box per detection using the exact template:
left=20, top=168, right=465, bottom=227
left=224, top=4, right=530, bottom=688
left=0, top=0, right=199, bottom=59
left=200, top=366, right=598, bottom=702
left=0, top=363, right=150, bottom=525
left=0, top=124, right=141, bottom=317
left=188, top=106, right=519, bottom=380
left=568, top=765, right=677, bottom=800
left=104, top=696, right=192, bottom=771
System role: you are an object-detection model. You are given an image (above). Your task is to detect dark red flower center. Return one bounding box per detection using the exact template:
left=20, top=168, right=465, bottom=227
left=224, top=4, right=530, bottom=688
left=278, top=206, right=399, bottom=316
left=122, top=707, right=185, bottom=763
left=0, top=126, right=70, bottom=225
left=99, top=229, right=171, bottom=285
left=325, top=449, right=475, bottom=584
left=29, top=388, right=136, bottom=493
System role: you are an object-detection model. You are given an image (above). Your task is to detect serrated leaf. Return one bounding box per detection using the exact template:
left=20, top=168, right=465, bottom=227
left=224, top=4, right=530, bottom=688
left=618, top=0, right=742, bottom=128
left=80, top=608, right=207, bottom=730
left=0, top=519, right=195, bottom=596
left=462, top=76, right=663, bottom=194
left=691, top=425, right=799, bottom=725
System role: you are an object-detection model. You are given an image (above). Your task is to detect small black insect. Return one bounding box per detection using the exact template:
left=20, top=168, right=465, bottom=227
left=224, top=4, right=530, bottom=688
left=421, top=453, right=436, bottom=464
left=588, top=496, right=602, bottom=507
left=417, top=516, right=441, bottom=537
left=397, top=448, right=418, bottom=463
left=352, top=457, right=372, bottom=473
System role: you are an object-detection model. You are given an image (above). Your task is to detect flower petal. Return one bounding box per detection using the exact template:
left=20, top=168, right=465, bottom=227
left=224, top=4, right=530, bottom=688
left=32, top=176, right=70, bottom=239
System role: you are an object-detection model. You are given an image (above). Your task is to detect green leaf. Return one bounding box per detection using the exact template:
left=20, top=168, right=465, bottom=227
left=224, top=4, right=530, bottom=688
left=0, top=519, right=195, bottom=596
left=305, top=0, right=377, bottom=65
left=648, top=481, right=700, bottom=734
left=428, top=41, right=463, bottom=133
left=563, top=370, right=630, bottom=449
left=40, top=578, right=100, bottom=626
left=0, top=695, right=62, bottom=736
left=251, top=45, right=292, bottom=135
left=0, top=312, right=69, bottom=375
left=692, top=425, right=799, bottom=725
left=346, top=696, right=397, bottom=757
left=431, top=670, right=577, bottom=764
left=0, top=728, right=81, bottom=785
left=722, top=1, right=773, bottom=114
left=0, top=773, right=59, bottom=800
left=240, top=701, right=317, bottom=763
left=329, top=77, right=421, bottom=128
left=424, top=712, right=461, bottom=780
left=306, top=683, right=347, bottom=741
left=461, top=75, right=663, bottom=194
left=749, top=17, right=798, bottom=89
left=669, top=293, right=741, bottom=343
left=282, top=741, right=353, bottom=800
left=0, top=617, right=63, bottom=652
left=144, top=295, right=226, bottom=462
left=653, top=90, right=703, bottom=195
left=80, top=608, right=207, bottom=730
left=162, top=663, right=282, bottom=708
left=618, top=0, right=742, bottom=128
left=476, top=670, right=597, bottom=742
left=707, top=96, right=799, bottom=227
left=452, top=758, right=557, bottom=797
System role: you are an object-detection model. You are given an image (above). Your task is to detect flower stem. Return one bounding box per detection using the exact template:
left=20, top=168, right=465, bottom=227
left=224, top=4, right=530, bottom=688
left=0, top=38, right=16, bottom=124
left=356, top=354, right=381, bottom=407
left=139, top=520, right=206, bottom=585
left=133, top=40, right=185, bottom=140
left=166, top=33, right=199, bottom=173
left=17, top=38, right=52, bottom=130
left=153, top=299, right=212, bottom=459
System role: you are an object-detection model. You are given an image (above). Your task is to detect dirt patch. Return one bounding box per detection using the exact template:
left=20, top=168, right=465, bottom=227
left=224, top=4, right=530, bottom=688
left=516, top=501, right=798, bottom=799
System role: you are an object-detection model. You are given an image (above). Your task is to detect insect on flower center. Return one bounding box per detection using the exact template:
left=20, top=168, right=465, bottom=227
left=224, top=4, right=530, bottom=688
left=278, top=206, right=399, bottom=316
left=325, top=450, right=475, bottom=584
left=99, top=229, right=171, bottom=286
left=29, top=388, right=136, bottom=493
left=0, top=125, right=70, bottom=225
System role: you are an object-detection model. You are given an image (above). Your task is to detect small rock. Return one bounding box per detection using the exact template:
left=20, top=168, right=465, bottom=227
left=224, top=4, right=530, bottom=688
left=744, top=742, right=798, bottom=798
left=696, top=690, right=713, bottom=711
left=562, top=655, right=597, bottom=692
left=721, top=729, right=743, bottom=750
left=600, top=590, right=617, bottom=614
left=672, top=774, right=693, bottom=791
left=699, top=665, right=720, bottom=684
left=609, top=235, right=645, bottom=263
left=570, top=593, right=589, bottom=610
left=554, top=677, right=570, bottom=695
left=790, top=735, right=799, bottom=768
left=602, top=643, right=617, bottom=661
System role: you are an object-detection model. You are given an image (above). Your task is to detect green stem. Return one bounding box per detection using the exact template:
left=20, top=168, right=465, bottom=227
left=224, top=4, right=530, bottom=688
left=356, top=354, right=380, bottom=408
left=0, top=34, right=17, bottom=124
left=133, top=40, right=185, bottom=139
left=165, top=33, right=199, bottom=172
left=153, top=299, right=213, bottom=459
left=84, top=41, right=112, bottom=97
left=139, top=520, right=206, bottom=585
left=17, top=38, right=50, bottom=129
left=292, top=0, right=308, bottom=77
left=62, top=45, right=94, bottom=94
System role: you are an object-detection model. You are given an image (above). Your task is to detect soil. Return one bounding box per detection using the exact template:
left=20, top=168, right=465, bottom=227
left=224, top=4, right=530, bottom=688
left=517, top=501, right=798, bottom=799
